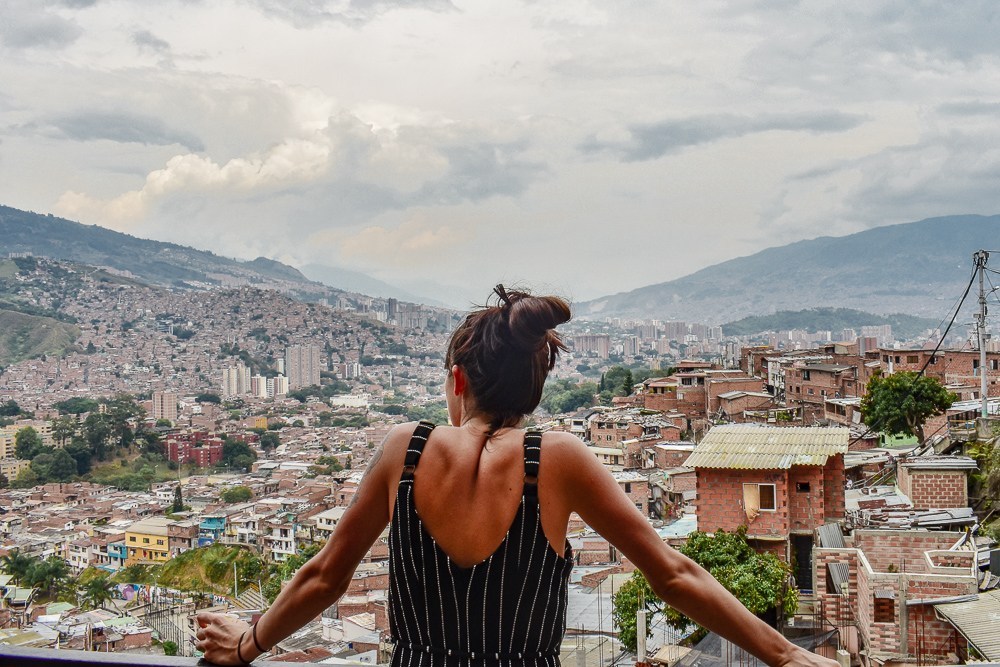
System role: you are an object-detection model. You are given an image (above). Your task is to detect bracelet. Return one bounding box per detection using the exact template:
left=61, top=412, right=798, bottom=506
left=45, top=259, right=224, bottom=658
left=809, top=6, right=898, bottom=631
left=236, top=630, right=250, bottom=665
left=251, top=622, right=269, bottom=653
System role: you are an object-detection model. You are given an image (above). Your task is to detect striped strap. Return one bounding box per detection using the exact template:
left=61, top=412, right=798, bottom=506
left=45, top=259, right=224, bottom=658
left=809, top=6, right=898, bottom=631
left=402, top=420, right=436, bottom=478
left=523, top=430, right=542, bottom=498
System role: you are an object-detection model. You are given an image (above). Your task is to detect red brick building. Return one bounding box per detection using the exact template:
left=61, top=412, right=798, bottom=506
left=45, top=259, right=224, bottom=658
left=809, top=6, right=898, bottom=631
left=686, top=424, right=848, bottom=586
left=813, top=528, right=979, bottom=666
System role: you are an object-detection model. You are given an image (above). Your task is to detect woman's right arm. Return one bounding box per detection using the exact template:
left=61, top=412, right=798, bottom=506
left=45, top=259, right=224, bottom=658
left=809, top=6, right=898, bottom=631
left=197, top=423, right=416, bottom=665
left=545, top=433, right=836, bottom=667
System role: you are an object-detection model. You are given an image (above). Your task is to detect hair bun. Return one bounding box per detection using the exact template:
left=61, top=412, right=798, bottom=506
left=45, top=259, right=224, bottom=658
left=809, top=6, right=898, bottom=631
left=497, top=286, right=571, bottom=352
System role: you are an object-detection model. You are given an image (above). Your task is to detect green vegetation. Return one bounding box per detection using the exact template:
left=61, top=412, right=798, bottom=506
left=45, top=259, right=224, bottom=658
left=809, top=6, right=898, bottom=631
left=612, top=528, right=796, bottom=650
left=220, top=485, right=254, bottom=503
left=721, top=307, right=939, bottom=340
left=539, top=379, right=598, bottom=414
left=0, top=309, right=80, bottom=366
left=860, top=371, right=956, bottom=443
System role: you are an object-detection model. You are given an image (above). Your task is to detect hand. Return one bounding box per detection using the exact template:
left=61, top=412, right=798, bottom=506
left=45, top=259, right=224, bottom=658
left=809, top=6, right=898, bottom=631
left=195, top=611, right=253, bottom=665
left=775, top=645, right=840, bottom=667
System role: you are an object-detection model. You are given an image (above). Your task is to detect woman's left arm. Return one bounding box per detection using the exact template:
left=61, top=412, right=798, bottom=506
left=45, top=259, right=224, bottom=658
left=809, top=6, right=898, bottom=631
left=196, top=426, right=411, bottom=665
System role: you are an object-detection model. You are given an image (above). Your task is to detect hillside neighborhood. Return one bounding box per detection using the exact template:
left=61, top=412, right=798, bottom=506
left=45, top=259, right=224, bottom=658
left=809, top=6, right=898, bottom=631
left=0, top=251, right=998, bottom=667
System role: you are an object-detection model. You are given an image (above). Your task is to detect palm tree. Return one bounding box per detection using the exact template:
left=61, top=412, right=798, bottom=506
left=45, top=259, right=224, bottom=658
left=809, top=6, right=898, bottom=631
left=81, top=575, right=115, bottom=611
left=26, top=556, right=71, bottom=601
left=0, top=550, right=37, bottom=586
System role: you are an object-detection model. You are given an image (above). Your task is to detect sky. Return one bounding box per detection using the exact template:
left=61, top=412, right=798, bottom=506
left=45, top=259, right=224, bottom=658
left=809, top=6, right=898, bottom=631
left=2, top=1, right=1000, bottom=307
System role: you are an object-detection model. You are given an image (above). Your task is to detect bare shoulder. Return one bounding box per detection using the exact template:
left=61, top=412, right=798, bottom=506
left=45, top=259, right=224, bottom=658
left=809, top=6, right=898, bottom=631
left=538, top=431, right=601, bottom=480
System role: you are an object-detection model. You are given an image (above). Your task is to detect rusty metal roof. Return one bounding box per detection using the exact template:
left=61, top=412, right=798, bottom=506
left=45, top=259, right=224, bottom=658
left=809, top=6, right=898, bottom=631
left=685, top=425, right=849, bottom=469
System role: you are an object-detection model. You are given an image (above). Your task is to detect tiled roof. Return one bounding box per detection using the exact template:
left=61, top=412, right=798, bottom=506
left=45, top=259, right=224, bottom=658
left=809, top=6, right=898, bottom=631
left=685, top=425, right=849, bottom=469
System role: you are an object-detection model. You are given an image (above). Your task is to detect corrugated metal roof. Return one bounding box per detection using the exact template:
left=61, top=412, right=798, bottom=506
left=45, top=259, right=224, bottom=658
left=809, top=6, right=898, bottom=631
left=934, top=589, right=1000, bottom=660
left=685, top=425, right=849, bottom=469
left=827, top=563, right=849, bottom=594
left=817, top=523, right=846, bottom=548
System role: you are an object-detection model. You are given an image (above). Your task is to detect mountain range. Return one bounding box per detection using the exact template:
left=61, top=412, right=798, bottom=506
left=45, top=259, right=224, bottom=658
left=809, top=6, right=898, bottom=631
left=2, top=206, right=996, bottom=329
left=576, top=214, right=998, bottom=323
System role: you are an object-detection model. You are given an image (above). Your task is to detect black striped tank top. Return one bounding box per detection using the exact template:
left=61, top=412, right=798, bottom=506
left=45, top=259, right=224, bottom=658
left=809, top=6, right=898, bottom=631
left=388, top=421, right=574, bottom=667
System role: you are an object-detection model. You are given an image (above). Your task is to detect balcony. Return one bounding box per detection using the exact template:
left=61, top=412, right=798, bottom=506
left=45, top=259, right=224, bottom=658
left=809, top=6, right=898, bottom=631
left=0, top=646, right=206, bottom=666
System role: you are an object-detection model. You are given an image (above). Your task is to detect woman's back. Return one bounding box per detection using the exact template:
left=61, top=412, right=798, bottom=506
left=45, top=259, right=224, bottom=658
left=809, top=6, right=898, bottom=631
left=388, top=421, right=573, bottom=667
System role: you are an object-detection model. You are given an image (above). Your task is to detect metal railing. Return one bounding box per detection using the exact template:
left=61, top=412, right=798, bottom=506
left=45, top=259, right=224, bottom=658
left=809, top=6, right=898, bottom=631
left=0, top=645, right=207, bottom=666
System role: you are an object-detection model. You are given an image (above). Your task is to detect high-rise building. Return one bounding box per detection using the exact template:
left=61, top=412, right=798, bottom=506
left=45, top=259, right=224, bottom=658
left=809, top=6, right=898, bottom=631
left=268, top=375, right=289, bottom=397
left=250, top=376, right=269, bottom=398
left=222, top=364, right=251, bottom=397
left=152, top=391, right=178, bottom=423
left=285, top=345, right=321, bottom=389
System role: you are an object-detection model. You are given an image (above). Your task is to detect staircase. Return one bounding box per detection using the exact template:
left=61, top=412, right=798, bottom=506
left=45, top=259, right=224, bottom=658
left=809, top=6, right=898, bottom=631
left=232, top=583, right=266, bottom=610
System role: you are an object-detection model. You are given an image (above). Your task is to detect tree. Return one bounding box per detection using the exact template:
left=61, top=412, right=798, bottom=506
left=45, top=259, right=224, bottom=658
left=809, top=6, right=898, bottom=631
left=14, top=427, right=44, bottom=460
left=195, top=392, right=222, bottom=404
left=81, top=574, right=115, bottom=610
left=220, top=439, right=256, bottom=471
left=611, top=569, right=660, bottom=653
left=162, top=641, right=179, bottom=656
left=0, top=550, right=36, bottom=585
left=860, top=371, right=956, bottom=443
left=220, top=485, right=254, bottom=503
left=64, top=440, right=92, bottom=475
left=612, top=528, right=796, bottom=650
left=50, top=415, right=77, bottom=446
left=172, top=485, right=185, bottom=513
left=26, top=556, right=70, bottom=600
left=259, top=432, right=280, bottom=451
left=0, top=399, right=21, bottom=417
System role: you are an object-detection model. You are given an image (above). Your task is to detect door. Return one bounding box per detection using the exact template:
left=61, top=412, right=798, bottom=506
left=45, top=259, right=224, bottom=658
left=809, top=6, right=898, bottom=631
left=792, top=533, right=813, bottom=592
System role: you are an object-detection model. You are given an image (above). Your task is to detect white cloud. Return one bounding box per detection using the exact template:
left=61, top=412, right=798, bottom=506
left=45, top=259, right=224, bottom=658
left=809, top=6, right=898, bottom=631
left=3, top=0, right=1000, bottom=301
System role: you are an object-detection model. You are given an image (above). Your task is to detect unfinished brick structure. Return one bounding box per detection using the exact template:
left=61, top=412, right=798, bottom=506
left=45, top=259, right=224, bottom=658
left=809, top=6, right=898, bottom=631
left=895, top=457, right=977, bottom=510
left=813, top=528, right=977, bottom=666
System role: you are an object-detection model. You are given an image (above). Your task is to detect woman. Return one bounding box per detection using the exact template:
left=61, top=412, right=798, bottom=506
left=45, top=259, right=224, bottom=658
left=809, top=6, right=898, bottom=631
left=197, top=286, right=835, bottom=667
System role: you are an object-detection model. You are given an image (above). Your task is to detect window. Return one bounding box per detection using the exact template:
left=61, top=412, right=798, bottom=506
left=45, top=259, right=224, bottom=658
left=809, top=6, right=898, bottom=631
left=802, top=370, right=811, bottom=380
left=157, top=539, right=164, bottom=545
left=807, top=388, right=814, bottom=395
left=796, top=482, right=811, bottom=492
left=129, top=536, right=136, bottom=542
left=894, top=356, right=901, bottom=364
left=907, top=355, right=919, bottom=364
left=142, top=537, right=150, bottom=544
left=624, top=482, right=632, bottom=493
left=873, top=594, right=895, bottom=623
left=743, top=483, right=777, bottom=517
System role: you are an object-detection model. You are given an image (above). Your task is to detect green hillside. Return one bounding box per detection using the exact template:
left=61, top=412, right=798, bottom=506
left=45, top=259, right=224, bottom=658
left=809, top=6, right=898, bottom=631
left=0, top=309, right=79, bottom=366
left=722, top=308, right=941, bottom=340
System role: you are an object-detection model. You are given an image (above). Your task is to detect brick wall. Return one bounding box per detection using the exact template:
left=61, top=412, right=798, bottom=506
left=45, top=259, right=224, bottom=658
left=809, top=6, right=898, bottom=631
left=347, top=572, right=389, bottom=594
left=654, top=448, right=693, bottom=469
left=695, top=468, right=789, bottom=538
left=823, top=455, right=846, bottom=520
left=852, top=530, right=960, bottom=574
left=788, top=467, right=826, bottom=533
left=897, top=468, right=968, bottom=509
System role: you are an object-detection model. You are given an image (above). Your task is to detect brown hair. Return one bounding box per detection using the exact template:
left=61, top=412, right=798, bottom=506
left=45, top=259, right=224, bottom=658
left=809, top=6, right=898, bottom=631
left=445, top=285, right=571, bottom=434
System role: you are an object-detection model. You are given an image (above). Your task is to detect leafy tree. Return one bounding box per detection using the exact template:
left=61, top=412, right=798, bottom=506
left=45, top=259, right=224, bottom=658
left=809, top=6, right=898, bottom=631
left=0, top=399, right=21, bottom=417
left=612, top=528, right=796, bottom=650
left=31, top=449, right=76, bottom=483
left=64, top=440, right=93, bottom=475
left=539, top=379, right=598, bottom=414
left=220, top=485, right=253, bottom=503
left=611, top=569, right=659, bottom=653
left=50, top=415, right=77, bottom=446
left=220, top=439, right=257, bottom=472
left=378, top=404, right=407, bottom=415
left=195, top=392, right=222, bottom=404
left=860, top=371, right=956, bottom=443
left=15, top=427, right=44, bottom=460
left=82, top=414, right=112, bottom=460
left=54, top=397, right=100, bottom=415
left=172, top=485, right=185, bottom=513
left=162, top=641, right=179, bottom=656
left=621, top=369, right=635, bottom=396
left=259, top=432, right=280, bottom=450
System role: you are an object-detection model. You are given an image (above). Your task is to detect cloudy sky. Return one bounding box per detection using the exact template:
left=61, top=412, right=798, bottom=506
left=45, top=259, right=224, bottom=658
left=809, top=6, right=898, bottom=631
left=2, top=1, right=999, bottom=306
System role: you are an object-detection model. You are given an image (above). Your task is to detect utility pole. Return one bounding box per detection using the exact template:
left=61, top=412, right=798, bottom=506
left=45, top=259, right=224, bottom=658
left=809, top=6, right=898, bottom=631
left=975, top=250, right=990, bottom=419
